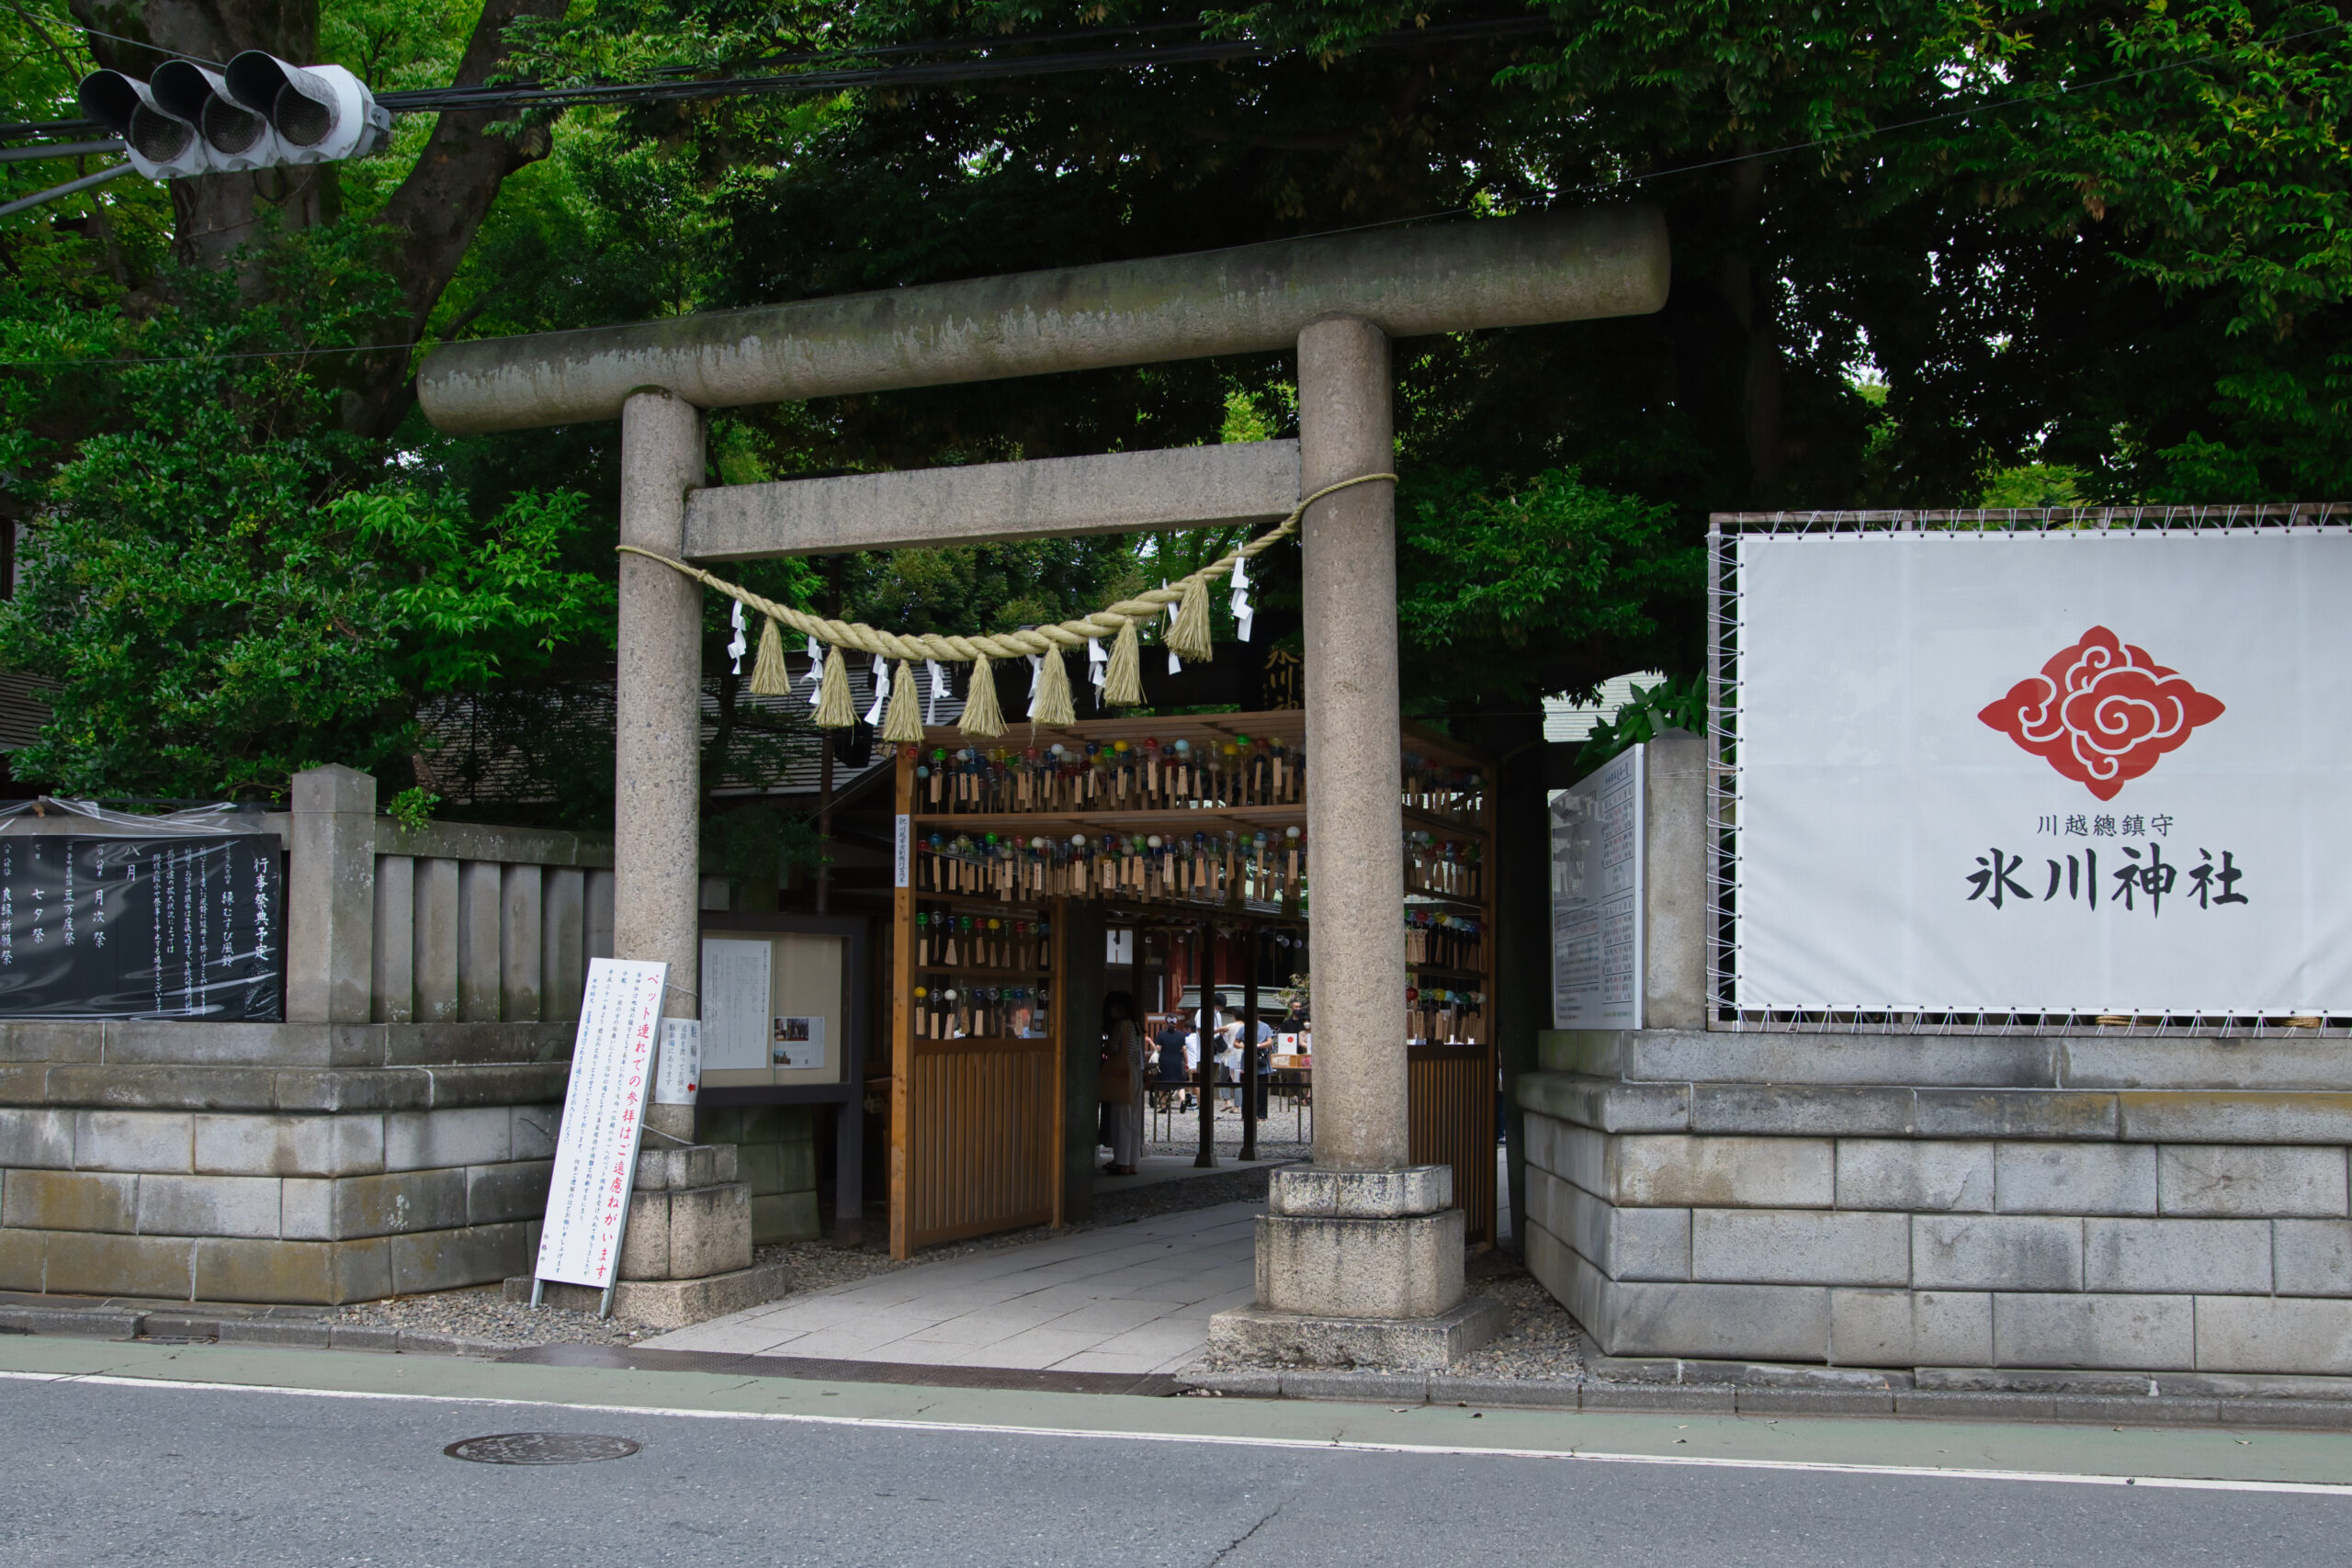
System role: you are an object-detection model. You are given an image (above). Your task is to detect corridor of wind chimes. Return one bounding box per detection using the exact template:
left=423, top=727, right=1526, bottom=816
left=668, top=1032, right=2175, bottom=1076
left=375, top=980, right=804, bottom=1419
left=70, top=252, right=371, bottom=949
left=910, top=731, right=1310, bottom=909
left=917, top=734, right=1304, bottom=813
left=909, top=905, right=1050, bottom=1043
left=905, top=735, right=1490, bottom=913
left=1405, top=908, right=1487, bottom=1045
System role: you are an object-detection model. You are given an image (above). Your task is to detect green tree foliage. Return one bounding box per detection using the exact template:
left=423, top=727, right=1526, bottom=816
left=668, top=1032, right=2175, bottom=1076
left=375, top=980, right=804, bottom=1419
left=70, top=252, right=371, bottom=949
left=0, top=227, right=610, bottom=798
left=1396, top=468, right=1700, bottom=711
left=6, top=0, right=2349, bottom=806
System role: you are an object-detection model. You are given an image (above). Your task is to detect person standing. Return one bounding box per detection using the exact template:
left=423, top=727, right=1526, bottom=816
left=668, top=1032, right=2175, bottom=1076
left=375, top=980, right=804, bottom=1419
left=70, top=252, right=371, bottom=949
left=1153, top=1015, right=1192, bottom=1111
left=1100, top=991, right=1145, bottom=1176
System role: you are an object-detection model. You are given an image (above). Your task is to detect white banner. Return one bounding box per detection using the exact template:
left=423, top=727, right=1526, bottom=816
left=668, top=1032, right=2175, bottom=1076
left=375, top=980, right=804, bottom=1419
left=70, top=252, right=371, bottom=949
left=534, top=958, right=666, bottom=1289
left=1552, top=744, right=1643, bottom=1029
left=1735, top=529, right=2352, bottom=1015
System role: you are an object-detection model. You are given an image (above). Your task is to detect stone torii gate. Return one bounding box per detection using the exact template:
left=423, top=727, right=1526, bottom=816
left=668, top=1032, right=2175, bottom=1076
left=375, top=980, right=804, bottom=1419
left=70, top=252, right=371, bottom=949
left=417, top=208, right=1668, bottom=1364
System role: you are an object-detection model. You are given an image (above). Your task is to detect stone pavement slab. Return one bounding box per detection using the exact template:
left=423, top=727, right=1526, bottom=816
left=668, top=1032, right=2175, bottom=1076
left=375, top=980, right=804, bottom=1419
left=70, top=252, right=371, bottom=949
left=643, top=1199, right=1263, bottom=1374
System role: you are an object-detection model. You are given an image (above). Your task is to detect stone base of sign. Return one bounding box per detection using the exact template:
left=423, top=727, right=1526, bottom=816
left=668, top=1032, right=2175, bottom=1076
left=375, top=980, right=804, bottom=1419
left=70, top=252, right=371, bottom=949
left=505, top=1257, right=791, bottom=1331
left=1207, top=1297, right=1508, bottom=1371
left=1521, top=1026, right=2352, bottom=1377
left=0, top=1020, right=570, bottom=1305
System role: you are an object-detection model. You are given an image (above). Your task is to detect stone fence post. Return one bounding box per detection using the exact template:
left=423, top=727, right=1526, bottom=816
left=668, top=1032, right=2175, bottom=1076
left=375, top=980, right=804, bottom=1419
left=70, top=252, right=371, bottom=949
left=286, top=763, right=377, bottom=1024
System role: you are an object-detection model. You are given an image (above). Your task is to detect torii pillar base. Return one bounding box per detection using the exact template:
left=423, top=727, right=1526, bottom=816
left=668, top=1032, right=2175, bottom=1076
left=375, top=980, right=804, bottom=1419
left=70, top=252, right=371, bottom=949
left=1208, top=1167, right=1505, bottom=1370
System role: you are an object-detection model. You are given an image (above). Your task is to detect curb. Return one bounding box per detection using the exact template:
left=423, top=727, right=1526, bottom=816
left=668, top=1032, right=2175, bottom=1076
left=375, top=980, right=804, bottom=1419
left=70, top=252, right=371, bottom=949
left=0, top=1303, right=508, bottom=1359
left=1176, top=1368, right=2352, bottom=1430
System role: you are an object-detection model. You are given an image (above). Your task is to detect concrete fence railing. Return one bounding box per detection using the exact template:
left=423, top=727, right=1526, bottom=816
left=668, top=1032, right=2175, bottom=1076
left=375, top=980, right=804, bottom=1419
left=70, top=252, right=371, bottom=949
left=280, top=764, right=615, bottom=1028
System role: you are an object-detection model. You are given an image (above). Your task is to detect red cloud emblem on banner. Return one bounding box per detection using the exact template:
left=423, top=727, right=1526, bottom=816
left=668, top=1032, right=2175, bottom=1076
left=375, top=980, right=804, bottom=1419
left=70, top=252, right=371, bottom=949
left=1978, top=626, right=2224, bottom=801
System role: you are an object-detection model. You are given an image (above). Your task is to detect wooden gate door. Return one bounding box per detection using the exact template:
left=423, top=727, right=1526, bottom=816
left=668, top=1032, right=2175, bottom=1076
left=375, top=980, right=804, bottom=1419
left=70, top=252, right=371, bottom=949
left=1408, top=1044, right=1497, bottom=1245
left=889, top=750, right=1063, bottom=1258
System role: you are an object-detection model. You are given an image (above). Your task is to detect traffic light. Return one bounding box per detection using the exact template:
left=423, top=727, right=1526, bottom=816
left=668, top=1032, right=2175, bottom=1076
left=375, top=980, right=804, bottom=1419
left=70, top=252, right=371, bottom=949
left=76, top=51, right=389, bottom=182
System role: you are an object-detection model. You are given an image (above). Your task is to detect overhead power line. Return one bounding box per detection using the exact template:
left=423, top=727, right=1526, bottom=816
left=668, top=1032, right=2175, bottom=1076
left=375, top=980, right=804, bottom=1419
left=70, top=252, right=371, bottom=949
left=1, top=14, right=1556, bottom=141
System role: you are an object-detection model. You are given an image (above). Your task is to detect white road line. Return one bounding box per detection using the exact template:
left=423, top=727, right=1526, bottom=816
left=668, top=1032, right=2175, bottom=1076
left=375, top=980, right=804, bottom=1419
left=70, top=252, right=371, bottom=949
left=2, top=1367, right=2346, bottom=1497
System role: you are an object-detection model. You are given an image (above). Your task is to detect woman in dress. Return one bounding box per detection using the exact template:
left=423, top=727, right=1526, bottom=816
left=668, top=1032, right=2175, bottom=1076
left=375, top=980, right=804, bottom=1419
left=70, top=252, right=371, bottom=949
left=1101, top=990, right=1145, bottom=1176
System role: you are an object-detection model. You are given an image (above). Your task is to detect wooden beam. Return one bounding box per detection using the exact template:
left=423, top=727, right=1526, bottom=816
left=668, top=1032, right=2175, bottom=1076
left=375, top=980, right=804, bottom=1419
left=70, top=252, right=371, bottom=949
left=683, top=441, right=1301, bottom=560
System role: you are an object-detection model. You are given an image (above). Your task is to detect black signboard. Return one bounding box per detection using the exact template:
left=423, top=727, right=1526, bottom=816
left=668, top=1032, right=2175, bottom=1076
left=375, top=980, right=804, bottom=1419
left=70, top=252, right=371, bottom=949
left=0, top=834, right=282, bottom=1020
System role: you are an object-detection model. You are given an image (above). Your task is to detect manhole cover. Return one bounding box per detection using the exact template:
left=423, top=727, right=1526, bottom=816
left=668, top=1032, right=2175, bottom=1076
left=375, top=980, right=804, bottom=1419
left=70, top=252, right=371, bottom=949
left=444, top=1432, right=642, bottom=1465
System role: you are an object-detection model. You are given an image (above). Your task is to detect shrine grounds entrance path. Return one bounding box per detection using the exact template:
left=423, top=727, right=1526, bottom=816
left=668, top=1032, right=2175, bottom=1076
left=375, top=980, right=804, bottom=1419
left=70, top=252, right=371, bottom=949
left=641, top=1198, right=1261, bottom=1374
left=2, top=1338, right=2348, bottom=1567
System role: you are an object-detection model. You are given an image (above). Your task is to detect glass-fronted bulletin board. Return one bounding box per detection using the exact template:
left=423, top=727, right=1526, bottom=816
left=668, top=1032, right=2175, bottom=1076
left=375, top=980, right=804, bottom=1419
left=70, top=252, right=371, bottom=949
left=699, top=926, right=852, bottom=1089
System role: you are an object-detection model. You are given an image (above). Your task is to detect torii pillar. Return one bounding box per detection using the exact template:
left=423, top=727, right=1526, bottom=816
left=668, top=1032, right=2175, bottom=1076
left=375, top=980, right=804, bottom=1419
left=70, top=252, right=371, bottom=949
left=417, top=209, right=1669, bottom=1365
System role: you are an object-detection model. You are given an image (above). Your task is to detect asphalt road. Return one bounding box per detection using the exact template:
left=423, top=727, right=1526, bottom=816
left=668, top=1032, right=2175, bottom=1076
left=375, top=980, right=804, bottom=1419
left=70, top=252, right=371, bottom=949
left=1, top=1344, right=2347, bottom=1568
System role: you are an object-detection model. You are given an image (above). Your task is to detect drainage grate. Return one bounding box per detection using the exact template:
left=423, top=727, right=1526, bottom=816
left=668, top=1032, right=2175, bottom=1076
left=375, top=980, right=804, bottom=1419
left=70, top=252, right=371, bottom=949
left=444, top=1432, right=642, bottom=1465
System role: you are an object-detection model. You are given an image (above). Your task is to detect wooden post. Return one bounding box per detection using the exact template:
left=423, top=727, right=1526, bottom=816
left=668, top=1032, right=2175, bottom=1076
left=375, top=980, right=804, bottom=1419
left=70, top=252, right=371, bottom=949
left=1480, top=754, right=1500, bottom=1245
left=1051, top=896, right=1068, bottom=1229
left=1240, top=928, right=1261, bottom=1162
left=888, top=742, right=915, bottom=1258
left=1193, top=920, right=1217, bottom=1168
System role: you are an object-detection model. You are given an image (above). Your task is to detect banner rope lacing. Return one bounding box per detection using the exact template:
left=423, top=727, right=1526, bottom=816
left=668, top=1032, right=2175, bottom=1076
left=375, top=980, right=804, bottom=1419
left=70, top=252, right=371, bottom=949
left=616, top=470, right=1395, bottom=740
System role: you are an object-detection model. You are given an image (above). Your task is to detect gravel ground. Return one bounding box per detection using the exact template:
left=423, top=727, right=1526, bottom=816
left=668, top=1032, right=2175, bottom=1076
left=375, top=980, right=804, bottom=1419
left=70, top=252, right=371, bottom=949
left=1140, top=1096, right=1312, bottom=1164
left=1445, top=1258, right=1586, bottom=1382
left=334, top=1160, right=1293, bottom=1348
left=333, top=1286, right=661, bottom=1348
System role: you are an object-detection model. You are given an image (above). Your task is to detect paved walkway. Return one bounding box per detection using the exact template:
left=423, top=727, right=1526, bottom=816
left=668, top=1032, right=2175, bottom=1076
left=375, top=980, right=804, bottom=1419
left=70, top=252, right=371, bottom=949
left=642, top=1201, right=1260, bottom=1374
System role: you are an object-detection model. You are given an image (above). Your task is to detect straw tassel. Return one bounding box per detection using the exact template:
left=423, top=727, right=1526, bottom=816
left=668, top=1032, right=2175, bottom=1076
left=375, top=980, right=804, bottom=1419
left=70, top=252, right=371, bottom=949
left=1168, top=575, right=1213, bottom=660
left=1103, top=618, right=1143, bottom=706
left=960, top=657, right=1005, bottom=739
left=748, top=615, right=791, bottom=695
left=879, top=659, right=923, bottom=744
left=1034, top=644, right=1075, bottom=727
left=814, top=643, right=857, bottom=728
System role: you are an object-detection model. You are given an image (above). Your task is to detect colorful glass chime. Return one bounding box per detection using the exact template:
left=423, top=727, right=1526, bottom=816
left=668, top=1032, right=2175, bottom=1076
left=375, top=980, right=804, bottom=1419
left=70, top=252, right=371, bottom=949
left=910, top=735, right=1306, bottom=813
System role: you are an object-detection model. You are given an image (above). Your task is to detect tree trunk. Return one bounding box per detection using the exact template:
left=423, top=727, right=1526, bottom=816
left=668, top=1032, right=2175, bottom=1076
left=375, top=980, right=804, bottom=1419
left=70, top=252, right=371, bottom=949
left=1715, top=152, right=1786, bottom=503
left=336, top=0, right=564, bottom=437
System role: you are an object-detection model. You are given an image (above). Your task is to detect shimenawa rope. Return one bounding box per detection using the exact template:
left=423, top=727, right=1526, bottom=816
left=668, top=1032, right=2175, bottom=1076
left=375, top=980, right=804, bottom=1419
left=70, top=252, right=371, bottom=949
left=617, top=470, right=1396, bottom=742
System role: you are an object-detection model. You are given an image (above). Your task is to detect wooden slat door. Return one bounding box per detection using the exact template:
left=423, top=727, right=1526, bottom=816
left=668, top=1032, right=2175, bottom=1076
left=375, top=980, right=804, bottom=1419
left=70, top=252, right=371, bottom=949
left=888, top=744, right=1065, bottom=1258
left=905, top=1035, right=1058, bottom=1247
left=1409, top=1044, right=1496, bottom=1245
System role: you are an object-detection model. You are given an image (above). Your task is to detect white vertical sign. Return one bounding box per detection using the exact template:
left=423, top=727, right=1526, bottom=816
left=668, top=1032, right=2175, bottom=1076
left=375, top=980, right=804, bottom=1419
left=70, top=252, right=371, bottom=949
left=895, top=813, right=911, bottom=888
left=654, top=1017, right=701, bottom=1105
left=534, top=957, right=666, bottom=1290
left=1552, top=744, right=1644, bottom=1029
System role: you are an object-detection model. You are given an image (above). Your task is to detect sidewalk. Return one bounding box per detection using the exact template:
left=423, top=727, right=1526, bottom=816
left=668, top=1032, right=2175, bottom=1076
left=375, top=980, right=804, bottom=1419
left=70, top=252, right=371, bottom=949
left=641, top=1200, right=1261, bottom=1374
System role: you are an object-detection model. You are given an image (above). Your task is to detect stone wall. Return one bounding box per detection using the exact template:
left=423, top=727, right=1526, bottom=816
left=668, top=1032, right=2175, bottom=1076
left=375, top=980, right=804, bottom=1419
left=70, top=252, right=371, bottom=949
left=1519, top=1026, right=2352, bottom=1375
left=0, top=765, right=617, bottom=1305
left=0, top=1020, right=567, bottom=1303
left=695, top=1104, right=819, bottom=1246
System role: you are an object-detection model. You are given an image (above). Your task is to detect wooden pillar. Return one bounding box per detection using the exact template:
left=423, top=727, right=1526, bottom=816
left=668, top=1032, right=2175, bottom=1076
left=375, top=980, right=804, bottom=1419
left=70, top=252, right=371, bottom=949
left=1193, top=920, right=1216, bottom=1168
left=1240, top=929, right=1261, bottom=1162
left=888, top=744, right=915, bottom=1258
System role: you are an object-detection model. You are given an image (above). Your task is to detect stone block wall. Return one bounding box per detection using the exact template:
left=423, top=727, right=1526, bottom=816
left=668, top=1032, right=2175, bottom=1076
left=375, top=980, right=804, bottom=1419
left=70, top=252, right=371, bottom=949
left=695, top=1104, right=820, bottom=1245
left=1519, top=1027, right=2352, bottom=1375
left=0, top=1021, right=568, bottom=1303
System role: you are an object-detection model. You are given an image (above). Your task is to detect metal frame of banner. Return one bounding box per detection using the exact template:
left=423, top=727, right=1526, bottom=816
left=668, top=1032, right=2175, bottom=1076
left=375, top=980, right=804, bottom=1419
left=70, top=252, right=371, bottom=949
left=1707, top=502, right=2352, bottom=1037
